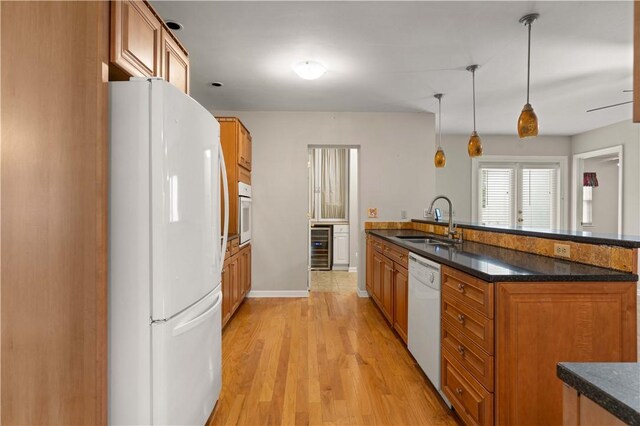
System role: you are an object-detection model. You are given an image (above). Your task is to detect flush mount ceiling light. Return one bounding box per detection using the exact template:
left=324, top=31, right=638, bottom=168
left=433, top=94, right=446, bottom=168
left=517, top=13, right=540, bottom=139
left=466, top=64, right=483, bottom=158
left=293, top=60, right=326, bottom=80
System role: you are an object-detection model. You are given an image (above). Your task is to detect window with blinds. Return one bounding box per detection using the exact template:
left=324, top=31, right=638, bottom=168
left=480, top=168, right=514, bottom=226
left=477, top=162, right=561, bottom=230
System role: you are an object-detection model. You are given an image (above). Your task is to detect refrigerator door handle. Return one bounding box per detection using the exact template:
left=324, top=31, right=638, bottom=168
left=219, top=141, right=229, bottom=277
left=172, top=292, right=222, bottom=337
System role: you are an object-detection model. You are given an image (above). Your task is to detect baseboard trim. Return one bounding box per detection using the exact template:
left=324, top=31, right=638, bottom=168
left=332, top=265, right=349, bottom=271
left=246, top=290, right=310, bottom=298
left=348, top=266, right=358, bottom=273
left=356, top=288, right=370, bottom=298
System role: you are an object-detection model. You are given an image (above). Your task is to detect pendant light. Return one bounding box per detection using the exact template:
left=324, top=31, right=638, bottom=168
left=518, top=13, right=540, bottom=138
left=434, top=93, right=446, bottom=168
left=466, top=64, right=483, bottom=157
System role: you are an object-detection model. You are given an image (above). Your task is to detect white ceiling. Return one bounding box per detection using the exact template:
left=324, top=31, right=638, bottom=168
left=152, top=1, right=634, bottom=136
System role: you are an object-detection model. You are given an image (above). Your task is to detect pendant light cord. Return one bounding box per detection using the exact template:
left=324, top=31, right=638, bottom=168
left=438, top=96, right=442, bottom=148
left=526, top=21, right=532, bottom=104
left=472, top=68, right=477, bottom=132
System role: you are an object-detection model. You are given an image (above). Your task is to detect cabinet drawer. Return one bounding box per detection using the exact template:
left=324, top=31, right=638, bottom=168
left=224, top=241, right=231, bottom=260
left=383, top=243, right=408, bottom=269
left=442, top=296, right=494, bottom=354
left=442, top=349, right=494, bottom=426
left=442, top=320, right=494, bottom=391
left=442, top=266, right=494, bottom=318
left=334, top=224, right=349, bottom=233
left=371, top=237, right=385, bottom=253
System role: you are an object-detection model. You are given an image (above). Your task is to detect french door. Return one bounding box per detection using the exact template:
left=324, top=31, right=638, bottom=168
left=476, top=161, right=561, bottom=230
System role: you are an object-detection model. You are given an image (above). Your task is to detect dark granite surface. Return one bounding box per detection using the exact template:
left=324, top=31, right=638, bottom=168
left=368, top=229, right=638, bottom=282
left=558, top=363, right=640, bottom=425
left=412, top=218, right=640, bottom=248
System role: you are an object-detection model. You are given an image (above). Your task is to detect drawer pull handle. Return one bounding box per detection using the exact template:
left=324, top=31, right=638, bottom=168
left=399, top=254, right=405, bottom=259
left=457, top=314, right=465, bottom=324
left=457, top=283, right=465, bottom=293
left=456, top=387, right=463, bottom=396
left=457, top=345, right=465, bottom=356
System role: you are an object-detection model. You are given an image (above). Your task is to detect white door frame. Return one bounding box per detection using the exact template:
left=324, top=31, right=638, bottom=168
left=471, top=155, right=569, bottom=229
left=571, top=145, right=623, bottom=234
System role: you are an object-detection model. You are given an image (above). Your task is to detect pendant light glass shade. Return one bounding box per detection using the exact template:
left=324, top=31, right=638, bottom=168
left=433, top=93, right=446, bottom=168
left=518, top=13, right=539, bottom=138
left=466, top=65, right=483, bottom=157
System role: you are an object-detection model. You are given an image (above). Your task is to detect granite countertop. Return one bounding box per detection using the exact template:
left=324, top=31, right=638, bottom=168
left=368, top=229, right=638, bottom=282
left=557, top=363, right=640, bottom=425
left=412, top=218, right=640, bottom=248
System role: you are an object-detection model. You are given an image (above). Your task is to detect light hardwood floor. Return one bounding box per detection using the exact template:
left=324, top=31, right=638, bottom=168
left=210, top=292, right=461, bottom=426
left=310, top=271, right=358, bottom=293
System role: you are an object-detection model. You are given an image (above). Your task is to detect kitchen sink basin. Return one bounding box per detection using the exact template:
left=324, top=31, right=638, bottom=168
left=396, top=236, right=459, bottom=246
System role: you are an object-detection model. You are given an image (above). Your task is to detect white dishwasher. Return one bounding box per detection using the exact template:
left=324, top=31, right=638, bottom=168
left=407, top=252, right=451, bottom=407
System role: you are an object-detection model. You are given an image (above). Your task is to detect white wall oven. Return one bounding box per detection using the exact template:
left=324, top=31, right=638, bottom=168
left=238, top=182, right=252, bottom=245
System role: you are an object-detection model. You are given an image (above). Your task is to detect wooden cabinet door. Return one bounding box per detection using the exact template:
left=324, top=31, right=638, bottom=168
left=111, top=0, right=162, bottom=78
left=333, top=233, right=349, bottom=265
left=381, top=257, right=394, bottom=323
left=160, top=28, right=189, bottom=94
left=222, top=259, right=231, bottom=326
left=393, top=265, right=408, bottom=343
left=496, top=282, right=637, bottom=426
left=372, top=251, right=383, bottom=305
left=239, top=245, right=251, bottom=297
left=366, top=237, right=373, bottom=293
left=230, top=257, right=239, bottom=312
left=238, top=124, right=251, bottom=171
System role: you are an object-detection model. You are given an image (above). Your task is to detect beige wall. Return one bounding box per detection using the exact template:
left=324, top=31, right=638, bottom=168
left=435, top=134, right=572, bottom=222
left=571, top=120, right=640, bottom=235
left=213, top=111, right=436, bottom=294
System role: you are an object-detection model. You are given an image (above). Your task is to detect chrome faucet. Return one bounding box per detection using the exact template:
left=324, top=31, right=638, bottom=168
left=427, top=195, right=459, bottom=240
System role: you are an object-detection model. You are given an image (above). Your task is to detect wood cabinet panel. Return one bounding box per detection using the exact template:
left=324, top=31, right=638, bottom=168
left=222, top=258, right=232, bottom=326
left=442, top=296, right=494, bottom=354
left=218, top=118, right=239, bottom=235
left=2, top=2, right=109, bottom=423
left=383, top=243, right=408, bottom=269
left=239, top=244, right=251, bottom=297
left=496, top=282, right=637, bottom=426
left=381, top=256, right=394, bottom=323
left=442, top=265, right=494, bottom=318
left=442, top=319, right=494, bottom=391
left=366, top=236, right=373, bottom=293
left=160, top=28, right=189, bottom=94
left=372, top=250, right=384, bottom=305
left=442, top=349, right=494, bottom=426
left=238, top=124, right=252, bottom=171
left=230, top=257, right=239, bottom=313
left=393, top=265, right=408, bottom=343
left=111, top=0, right=161, bottom=78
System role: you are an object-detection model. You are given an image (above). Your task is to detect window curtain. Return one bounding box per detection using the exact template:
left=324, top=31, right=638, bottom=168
left=320, top=148, right=348, bottom=219
left=583, top=172, right=599, bottom=187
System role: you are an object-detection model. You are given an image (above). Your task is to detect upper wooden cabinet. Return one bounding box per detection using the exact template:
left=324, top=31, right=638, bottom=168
left=161, top=28, right=189, bottom=94
left=110, top=0, right=190, bottom=94
left=239, top=125, right=252, bottom=171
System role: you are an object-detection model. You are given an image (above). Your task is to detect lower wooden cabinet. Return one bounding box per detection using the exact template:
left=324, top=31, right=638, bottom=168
left=367, top=234, right=409, bottom=344
left=393, top=265, right=409, bottom=343
left=222, top=241, right=251, bottom=328
left=562, top=384, right=626, bottom=426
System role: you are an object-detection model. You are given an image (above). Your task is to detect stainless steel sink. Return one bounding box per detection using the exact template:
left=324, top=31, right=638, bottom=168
left=396, top=236, right=458, bottom=246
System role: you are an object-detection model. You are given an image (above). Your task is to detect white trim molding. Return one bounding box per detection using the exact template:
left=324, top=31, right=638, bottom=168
left=246, top=290, right=309, bottom=298
left=571, top=145, right=623, bottom=234
left=348, top=266, right=358, bottom=273
left=356, top=288, right=370, bottom=298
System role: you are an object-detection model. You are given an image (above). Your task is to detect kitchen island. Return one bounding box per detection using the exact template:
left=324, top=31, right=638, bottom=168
left=365, top=225, right=637, bottom=426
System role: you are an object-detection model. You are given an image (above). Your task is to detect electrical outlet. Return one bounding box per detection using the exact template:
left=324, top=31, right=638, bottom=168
left=424, top=208, right=430, bottom=218
left=367, top=208, right=378, bottom=218
left=554, top=243, right=571, bottom=258
left=401, top=210, right=407, bottom=219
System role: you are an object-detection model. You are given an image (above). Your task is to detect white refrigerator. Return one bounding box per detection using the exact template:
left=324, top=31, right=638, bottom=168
left=109, top=78, right=228, bottom=425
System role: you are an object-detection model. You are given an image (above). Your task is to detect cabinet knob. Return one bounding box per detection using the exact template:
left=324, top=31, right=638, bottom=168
left=457, top=283, right=465, bottom=293
left=457, top=314, right=465, bottom=324
left=456, top=387, right=463, bottom=396
left=457, top=345, right=465, bottom=356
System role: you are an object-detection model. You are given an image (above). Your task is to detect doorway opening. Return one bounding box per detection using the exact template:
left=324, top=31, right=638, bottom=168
left=307, top=146, right=359, bottom=293
left=571, top=145, right=623, bottom=234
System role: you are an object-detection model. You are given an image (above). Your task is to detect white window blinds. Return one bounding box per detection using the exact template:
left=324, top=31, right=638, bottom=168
left=479, top=167, right=514, bottom=226
left=477, top=161, right=561, bottom=230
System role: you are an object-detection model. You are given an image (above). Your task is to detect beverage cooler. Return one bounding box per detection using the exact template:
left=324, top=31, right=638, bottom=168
left=310, top=226, right=332, bottom=270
